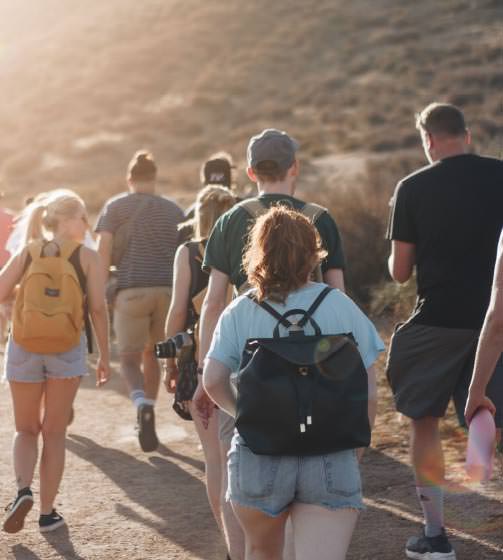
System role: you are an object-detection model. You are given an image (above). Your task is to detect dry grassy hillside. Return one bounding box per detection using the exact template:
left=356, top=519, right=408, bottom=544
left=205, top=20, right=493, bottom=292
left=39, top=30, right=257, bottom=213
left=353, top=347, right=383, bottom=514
left=0, top=0, right=501, bottom=299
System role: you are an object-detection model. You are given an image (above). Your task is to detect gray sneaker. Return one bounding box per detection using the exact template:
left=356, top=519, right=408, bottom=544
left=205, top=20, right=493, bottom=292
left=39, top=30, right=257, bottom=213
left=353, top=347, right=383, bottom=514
left=406, top=528, right=456, bottom=559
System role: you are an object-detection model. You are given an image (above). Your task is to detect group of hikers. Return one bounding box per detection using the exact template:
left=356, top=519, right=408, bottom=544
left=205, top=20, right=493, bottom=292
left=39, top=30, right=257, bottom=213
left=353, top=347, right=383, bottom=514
left=1, top=101, right=502, bottom=560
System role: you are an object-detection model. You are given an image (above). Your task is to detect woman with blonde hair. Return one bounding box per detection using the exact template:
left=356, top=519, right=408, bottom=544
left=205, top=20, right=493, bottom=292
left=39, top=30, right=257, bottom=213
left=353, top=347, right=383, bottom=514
left=203, top=206, right=383, bottom=560
left=163, top=184, right=236, bottom=544
left=1, top=189, right=110, bottom=534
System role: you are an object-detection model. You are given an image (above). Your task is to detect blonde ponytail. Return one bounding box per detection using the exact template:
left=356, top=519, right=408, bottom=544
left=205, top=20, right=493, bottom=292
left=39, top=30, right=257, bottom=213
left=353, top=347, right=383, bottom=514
left=23, top=204, right=47, bottom=245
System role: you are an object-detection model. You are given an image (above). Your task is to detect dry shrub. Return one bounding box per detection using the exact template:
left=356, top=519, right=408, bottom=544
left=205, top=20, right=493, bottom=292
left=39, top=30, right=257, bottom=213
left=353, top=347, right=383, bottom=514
left=316, top=153, right=424, bottom=310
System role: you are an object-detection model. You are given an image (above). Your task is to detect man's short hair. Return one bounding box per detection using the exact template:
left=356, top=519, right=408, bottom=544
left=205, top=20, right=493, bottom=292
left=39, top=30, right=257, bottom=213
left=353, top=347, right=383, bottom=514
left=416, top=103, right=467, bottom=138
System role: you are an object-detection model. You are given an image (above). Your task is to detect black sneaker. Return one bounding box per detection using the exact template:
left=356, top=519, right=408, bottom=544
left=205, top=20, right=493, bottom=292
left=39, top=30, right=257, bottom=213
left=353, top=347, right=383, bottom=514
left=39, top=509, right=65, bottom=533
left=137, top=404, right=159, bottom=452
left=406, top=528, right=456, bottom=559
left=3, top=487, right=34, bottom=533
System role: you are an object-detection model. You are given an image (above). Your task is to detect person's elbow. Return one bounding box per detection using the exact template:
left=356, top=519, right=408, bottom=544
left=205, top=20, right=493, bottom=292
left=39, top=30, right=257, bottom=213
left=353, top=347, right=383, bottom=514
left=388, top=256, right=412, bottom=284
left=486, top=311, right=503, bottom=346
left=202, top=290, right=227, bottom=316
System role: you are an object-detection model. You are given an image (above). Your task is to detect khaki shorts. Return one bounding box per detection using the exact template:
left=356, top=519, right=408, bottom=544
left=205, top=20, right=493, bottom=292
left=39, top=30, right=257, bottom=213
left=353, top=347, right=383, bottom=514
left=114, top=286, right=171, bottom=354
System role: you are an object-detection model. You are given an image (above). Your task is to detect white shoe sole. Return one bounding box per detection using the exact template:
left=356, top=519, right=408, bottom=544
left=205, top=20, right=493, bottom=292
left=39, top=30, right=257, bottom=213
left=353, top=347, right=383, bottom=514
left=406, top=549, right=456, bottom=560
left=39, top=518, right=66, bottom=533
left=3, top=495, right=34, bottom=533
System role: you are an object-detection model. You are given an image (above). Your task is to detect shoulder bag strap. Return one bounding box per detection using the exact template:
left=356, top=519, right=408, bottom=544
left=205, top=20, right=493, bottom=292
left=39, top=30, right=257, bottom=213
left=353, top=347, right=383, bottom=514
left=238, top=198, right=267, bottom=219
left=297, top=286, right=332, bottom=328
left=68, top=245, right=93, bottom=354
left=301, top=202, right=326, bottom=223
left=246, top=293, right=293, bottom=329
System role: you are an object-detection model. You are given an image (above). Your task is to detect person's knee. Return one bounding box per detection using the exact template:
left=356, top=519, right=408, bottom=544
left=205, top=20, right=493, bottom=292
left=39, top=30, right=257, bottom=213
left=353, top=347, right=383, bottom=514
left=16, top=425, right=41, bottom=438
left=119, top=351, right=142, bottom=369
left=412, top=416, right=440, bottom=434
left=41, top=423, right=66, bottom=441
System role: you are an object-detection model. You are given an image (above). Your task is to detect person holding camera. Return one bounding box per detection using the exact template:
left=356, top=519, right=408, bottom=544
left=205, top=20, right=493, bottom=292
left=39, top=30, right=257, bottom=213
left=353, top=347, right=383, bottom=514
left=95, top=151, right=184, bottom=452
left=202, top=206, right=383, bottom=560
left=162, top=184, right=236, bottom=537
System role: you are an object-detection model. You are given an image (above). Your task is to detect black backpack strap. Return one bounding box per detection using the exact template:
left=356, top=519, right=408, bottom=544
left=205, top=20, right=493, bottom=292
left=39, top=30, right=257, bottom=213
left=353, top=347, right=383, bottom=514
left=297, top=286, right=332, bottom=328
left=246, top=293, right=293, bottom=329
left=68, top=246, right=93, bottom=354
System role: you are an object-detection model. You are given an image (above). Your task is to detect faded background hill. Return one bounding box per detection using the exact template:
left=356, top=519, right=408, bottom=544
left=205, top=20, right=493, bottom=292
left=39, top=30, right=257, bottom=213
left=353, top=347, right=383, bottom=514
left=0, top=0, right=501, bottom=301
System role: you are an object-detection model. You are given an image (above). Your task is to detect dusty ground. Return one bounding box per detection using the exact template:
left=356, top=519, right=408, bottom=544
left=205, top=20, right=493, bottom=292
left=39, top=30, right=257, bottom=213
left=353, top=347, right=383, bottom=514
left=0, top=335, right=502, bottom=560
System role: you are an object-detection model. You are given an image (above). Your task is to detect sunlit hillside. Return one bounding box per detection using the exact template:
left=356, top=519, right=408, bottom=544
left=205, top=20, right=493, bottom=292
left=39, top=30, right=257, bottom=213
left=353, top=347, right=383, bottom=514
left=0, top=0, right=500, bottom=299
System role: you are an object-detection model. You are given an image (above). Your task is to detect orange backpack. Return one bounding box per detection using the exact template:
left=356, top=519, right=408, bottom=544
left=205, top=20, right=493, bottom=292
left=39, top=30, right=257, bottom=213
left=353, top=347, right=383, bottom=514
left=12, top=240, right=86, bottom=354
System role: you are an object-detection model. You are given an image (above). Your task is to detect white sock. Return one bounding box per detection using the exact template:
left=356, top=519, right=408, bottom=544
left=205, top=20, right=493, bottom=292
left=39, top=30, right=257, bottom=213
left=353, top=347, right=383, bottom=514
left=143, top=398, right=156, bottom=407
left=130, top=390, right=146, bottom=409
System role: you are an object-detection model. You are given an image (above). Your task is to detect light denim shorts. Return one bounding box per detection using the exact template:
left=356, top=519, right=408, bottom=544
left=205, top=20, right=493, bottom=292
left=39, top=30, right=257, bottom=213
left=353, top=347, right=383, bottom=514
left=227, top=435, right=364, bottom=517
left=3, top=334, right=88, bottom=383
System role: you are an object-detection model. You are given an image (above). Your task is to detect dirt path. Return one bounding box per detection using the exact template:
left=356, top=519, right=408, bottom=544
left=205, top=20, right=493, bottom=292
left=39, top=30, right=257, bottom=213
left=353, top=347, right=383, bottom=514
left=1, top=347, right=502, bottom=560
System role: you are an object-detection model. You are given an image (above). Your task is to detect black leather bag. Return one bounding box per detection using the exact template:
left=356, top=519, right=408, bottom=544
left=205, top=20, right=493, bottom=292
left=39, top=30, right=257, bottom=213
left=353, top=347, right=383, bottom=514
left=235, top=287, right=371, bottom=456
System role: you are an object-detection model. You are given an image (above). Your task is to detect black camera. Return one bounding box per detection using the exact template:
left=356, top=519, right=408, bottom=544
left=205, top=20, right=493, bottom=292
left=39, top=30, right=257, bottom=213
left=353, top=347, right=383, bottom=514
left=154, top=331, right=194, bottom=362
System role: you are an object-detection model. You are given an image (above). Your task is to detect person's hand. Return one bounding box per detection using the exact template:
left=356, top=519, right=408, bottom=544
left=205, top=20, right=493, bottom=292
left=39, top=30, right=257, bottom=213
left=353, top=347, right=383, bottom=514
left=465, top=391, right=496, bottom=425
left=96, top=357, right=111, bottom=387
left=193, top=380, right=215, bottom=429
left=163, top=364, right=178, bottom=393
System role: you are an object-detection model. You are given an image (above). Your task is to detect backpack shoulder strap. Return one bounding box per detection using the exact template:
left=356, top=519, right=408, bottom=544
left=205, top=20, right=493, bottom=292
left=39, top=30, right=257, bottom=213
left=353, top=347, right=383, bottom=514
left=237, top=198, right=267, bottom=219
left=59, top=240, right=81, bottom=261
left=301, top=202, right=326, bottom=223
left=297, top=286, right=332, bottom=328
left=246, top=293, right=293, bottom=329
left=68, top=245, right=93, bottom=354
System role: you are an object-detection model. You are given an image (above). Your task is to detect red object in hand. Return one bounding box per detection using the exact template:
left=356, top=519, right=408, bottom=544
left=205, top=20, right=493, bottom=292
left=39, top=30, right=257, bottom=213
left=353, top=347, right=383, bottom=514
left=465, top=408, right=496, bottom=482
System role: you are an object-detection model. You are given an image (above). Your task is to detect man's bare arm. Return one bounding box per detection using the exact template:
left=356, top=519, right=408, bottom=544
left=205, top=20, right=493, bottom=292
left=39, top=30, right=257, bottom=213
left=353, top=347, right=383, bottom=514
left=388, top=240, right=415, bottom=283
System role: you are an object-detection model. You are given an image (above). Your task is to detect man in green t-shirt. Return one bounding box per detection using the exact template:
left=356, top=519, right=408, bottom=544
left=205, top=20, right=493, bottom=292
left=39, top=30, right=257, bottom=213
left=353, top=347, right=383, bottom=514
left=195, top=128, right=346, bottom=560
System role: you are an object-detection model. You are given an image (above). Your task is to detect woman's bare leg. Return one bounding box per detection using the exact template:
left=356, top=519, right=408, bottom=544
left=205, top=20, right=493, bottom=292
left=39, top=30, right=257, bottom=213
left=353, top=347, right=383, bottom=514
left=188, top=400, right=223, bottom=530
left=290, top=503, right=358, bottom=560
left=232, top=502, right=288, bottom=560
left=9, top=381, right=44, bottom=490
left=39, top=377, right=80, bottom=514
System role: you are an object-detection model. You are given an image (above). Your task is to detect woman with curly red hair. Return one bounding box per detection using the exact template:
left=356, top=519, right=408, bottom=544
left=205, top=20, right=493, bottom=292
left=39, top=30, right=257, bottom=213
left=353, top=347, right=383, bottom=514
left=202, top=206, right=383, bottom=560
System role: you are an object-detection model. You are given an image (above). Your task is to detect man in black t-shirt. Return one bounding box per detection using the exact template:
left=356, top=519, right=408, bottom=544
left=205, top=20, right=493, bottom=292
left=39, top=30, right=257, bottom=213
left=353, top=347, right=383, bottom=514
left=386, top=103, right=503, bottom=559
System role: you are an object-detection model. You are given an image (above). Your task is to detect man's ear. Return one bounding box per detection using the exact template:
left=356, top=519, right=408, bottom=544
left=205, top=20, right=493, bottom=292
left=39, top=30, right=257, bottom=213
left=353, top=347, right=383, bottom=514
left=465, top=129, right=472, bottom=146
left=425, top=131, right=434, bottom=151
left=247, top=167, right=258, bottom=182
left=289, top=159, right=300, bottom=177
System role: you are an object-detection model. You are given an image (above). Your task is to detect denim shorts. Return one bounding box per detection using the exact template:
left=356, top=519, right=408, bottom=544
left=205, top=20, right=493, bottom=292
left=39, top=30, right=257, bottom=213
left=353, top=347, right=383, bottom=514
left=3, top=334, right=88, bottom=382
left=226, top=435, right=364, bottom=517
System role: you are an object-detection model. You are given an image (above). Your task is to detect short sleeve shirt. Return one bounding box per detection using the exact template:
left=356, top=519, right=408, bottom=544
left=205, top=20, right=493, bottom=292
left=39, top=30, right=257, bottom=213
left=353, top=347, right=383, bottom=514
left=387, top=154, right=503, bottom=329
left=203, top=194, right=345, bottom=289
left=95, top=192, right=184, bottom=290
left=207, top=282, right=384, bottom=373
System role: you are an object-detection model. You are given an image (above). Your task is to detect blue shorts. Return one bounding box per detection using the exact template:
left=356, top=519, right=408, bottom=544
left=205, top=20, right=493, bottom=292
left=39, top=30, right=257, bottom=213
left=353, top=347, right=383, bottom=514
left=226, top=435, right=364, bottom=517
left=3, top=334, right=88, bottom=383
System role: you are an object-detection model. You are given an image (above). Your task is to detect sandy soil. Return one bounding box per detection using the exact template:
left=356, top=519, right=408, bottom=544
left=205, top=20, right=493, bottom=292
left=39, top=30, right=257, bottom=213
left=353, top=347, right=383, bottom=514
left=1, top=344, right=502, bottom=560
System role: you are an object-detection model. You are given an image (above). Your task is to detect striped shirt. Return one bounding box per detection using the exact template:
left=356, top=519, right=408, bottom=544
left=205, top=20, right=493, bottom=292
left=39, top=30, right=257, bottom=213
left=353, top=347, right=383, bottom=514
left=95, top=192, right=184, bottom=290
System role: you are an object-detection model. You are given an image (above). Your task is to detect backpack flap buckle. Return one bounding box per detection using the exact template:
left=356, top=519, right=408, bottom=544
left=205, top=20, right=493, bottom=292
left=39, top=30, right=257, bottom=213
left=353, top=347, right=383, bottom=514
left=288, top=323, right=304, bottom=336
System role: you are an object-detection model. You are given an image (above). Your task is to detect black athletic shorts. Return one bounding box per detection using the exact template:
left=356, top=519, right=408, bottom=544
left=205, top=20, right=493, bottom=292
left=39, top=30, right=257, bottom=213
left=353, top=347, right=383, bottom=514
left=386, top=322, right=503, bottom=427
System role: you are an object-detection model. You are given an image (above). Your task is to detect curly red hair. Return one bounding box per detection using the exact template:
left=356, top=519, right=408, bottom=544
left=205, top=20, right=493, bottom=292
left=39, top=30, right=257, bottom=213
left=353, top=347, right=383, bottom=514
left=243, top=205, right=327, bottom=303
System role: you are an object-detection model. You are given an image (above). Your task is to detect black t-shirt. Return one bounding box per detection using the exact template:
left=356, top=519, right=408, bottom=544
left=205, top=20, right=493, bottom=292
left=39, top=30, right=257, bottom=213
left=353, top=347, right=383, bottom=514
left=387, top=153, right=503, bottom=330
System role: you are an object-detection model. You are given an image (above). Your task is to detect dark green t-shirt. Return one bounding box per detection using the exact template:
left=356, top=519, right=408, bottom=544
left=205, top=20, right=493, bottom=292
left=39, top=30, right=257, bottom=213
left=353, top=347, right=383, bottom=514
left=203, top=193, right=346, bottom=289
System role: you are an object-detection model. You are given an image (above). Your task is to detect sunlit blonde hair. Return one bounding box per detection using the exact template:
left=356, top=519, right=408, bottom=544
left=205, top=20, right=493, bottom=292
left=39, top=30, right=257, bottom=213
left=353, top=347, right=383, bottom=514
left=24, top=189, right=86, bottom=246
left=243, top=206, right=327, bottom=303
left=181, top=185, right=235, bottom=240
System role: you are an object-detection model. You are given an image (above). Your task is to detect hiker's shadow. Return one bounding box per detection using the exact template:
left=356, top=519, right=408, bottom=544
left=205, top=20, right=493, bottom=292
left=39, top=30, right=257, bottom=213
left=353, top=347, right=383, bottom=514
left=67, top=433, right=223, bottom=558
left=347, top=448, right=503, bottom=560
left=40, top=525, right=87, bottom=560
left=11, top=545, right=43, bottom=560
